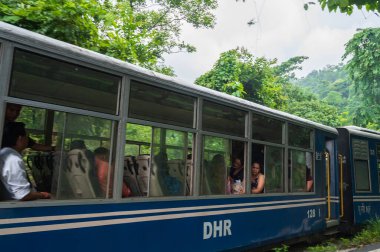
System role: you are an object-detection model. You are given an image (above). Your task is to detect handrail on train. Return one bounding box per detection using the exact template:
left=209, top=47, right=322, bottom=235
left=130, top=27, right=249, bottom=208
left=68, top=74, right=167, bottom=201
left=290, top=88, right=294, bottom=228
left=325, top=151, right=331, bottom=221
left=339, top=154, right=344, bottom=218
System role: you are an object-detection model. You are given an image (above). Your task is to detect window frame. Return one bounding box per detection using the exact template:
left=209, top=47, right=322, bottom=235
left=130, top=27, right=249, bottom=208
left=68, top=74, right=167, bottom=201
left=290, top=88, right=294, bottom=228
left=9, top=47, right=122, bottom=115
left=202, top=99, right=247, bottom=137
left=286, top=123, right=315, bottom=194
left=128, top=80, right=197, bottom=129
left=352, top=138, right=371, bottom=193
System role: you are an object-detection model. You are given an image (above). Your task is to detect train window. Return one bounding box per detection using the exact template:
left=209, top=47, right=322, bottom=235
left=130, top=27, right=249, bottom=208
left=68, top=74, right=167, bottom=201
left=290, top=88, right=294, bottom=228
left=17, top=106, right=47, bottom=145
left=265, top=146, right=284, bottom=193
left=5, top=104, right=117, bottom=200
left=252, top=114, right=283, bottom=144
left=251, top=144, right=284, bottom=194
left=10, top=49, right=121, bottom=114
left=202, top=100, right=246, bottom=137
left=52, top=112, right=116, bottom=199
left=124, top=123, right=193, bottom=197
left=125, top=123, right=152, bottom=156
left=288, top=124, right=312, bottom=149
left=129, top=81, right=195, bottom=128
left=201, top=135, right=245, bottom=195
left=289, top=150, right=313, bottom=192
left=352, top=139, right=370, bottom=192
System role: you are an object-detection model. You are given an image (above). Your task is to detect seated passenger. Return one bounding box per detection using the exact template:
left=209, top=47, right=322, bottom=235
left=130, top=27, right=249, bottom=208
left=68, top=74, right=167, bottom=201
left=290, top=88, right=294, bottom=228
left=228, top=157, right=244, bottom=194
left=203, top=154, right=227, bottom=195
left=251, top=162, right=265, bottom=194
left=94, top=147, right=131, bottom=197
left=5, top=103, right=55, bottom=152
left=306, top=166, right=313, bottom=192
left=229, top=158, right=244, bottom=181
left=0, top=122, right=50, bottom=201
left=154, top=152, right=183, bottom=196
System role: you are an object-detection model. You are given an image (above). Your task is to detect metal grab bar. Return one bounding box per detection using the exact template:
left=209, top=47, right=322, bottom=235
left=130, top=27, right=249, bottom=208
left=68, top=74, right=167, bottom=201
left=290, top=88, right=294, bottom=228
left=339, top=154, right=344, bottom=218
left=325, top=151, right=331, bottom=221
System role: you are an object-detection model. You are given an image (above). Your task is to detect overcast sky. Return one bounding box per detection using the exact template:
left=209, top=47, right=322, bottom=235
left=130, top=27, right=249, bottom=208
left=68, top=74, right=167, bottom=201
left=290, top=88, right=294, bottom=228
left=163, top=0, right=380, bottom=83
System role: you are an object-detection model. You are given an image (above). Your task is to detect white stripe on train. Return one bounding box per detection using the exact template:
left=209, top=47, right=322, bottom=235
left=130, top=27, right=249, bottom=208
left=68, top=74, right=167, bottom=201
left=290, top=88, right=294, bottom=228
left=0, top=197, right=325, bottom=225
left=0, top=200, right=325, bottom=236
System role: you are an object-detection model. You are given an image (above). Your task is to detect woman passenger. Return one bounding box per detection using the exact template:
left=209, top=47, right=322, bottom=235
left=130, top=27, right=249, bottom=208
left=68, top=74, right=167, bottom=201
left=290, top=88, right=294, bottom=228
left=94, top=147, right=131, bottom=197
left=251, top=162, right=265, bottom=194
left=228, top=157, right=244, bottom=194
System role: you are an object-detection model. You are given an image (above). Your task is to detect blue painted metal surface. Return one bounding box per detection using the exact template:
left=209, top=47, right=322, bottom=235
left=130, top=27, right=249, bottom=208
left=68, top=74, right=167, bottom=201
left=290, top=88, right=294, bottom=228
left=0, top=125, right=334, bottom=251
left=0, top=195, right=326, bottom=251
left=348, top=136, right=380, bottom=225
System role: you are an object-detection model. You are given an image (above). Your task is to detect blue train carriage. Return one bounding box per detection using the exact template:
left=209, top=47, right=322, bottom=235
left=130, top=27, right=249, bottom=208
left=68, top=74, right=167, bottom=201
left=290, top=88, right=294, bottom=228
left=0, top=21, right=339, bottom=251
left=337, top=126, right=380, bottom=230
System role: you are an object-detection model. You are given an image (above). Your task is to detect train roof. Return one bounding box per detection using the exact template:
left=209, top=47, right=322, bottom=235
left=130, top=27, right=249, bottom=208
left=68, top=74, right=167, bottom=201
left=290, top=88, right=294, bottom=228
left=0, top=21, right=338, bottom=135
left=339, top=126, right=380, bottom=140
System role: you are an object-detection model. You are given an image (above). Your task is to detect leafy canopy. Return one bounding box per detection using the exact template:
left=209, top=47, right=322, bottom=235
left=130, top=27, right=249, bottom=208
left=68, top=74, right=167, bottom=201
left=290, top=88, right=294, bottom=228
left=318, top=0, right=380, bottom=14
left=302, top=0, right=380, bottom=14
left=195, top=48, right=290, bottom=109
left=343, top=28, right=380, bottom=128
left=195, top=48, right=340, bottom=126
left=0, top=0, right=218, bottom=75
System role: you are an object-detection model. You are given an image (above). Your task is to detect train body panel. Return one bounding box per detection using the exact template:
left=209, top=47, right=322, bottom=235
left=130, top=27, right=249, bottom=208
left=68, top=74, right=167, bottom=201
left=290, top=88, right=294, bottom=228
left=337, top=127, right=380, bottom=227
left=0, top=196, right=326, bottom=251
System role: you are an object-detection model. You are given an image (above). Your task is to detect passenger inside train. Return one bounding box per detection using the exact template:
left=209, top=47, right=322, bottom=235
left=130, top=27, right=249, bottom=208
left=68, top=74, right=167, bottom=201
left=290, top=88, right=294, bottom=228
left=94, top=147, right=131, bottom=198
left=5, top=103, right=54, bottom=152
left=0, top=122, right=51, bottom=201
left=251, top=162, right=265, bottom=194
left=228, top=157, right=245, bottom=194
left=203, top=154, right=227, bottom=195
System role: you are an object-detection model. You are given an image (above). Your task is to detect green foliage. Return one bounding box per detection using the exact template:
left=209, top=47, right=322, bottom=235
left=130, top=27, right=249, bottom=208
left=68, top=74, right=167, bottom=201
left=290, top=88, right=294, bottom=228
left=343, top=28, right=380, bottom=128
left=297, top=64, right=349, bottom=100
left=195, top=48, right=286, bottom=108
left=306, top=218, right=380, bottom=251
left=285, top=100, right=340, bottom=126
left=304, top=0, right=380, bottom=14
left=196, top=48, right=341, bottom=126
left=274, top=56, right=309, bottom=81
left=0, top=0, right=218, bottom=74
left=317, top=0, right=380, bottom=14
left=296, top=64, right=353, bottom=126
left=352, top=218, right=380, bottom=246
left=195, top=48, right=246, bottom=98
left=272, top=244, right=289, bottom=252
left=306, top=242, right=337, bottom=252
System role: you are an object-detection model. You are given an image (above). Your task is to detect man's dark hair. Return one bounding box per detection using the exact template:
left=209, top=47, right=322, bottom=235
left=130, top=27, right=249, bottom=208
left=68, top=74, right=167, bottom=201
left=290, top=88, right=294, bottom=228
left=2, top=122, right=26, bottom=148
left=94, top=147, right=109, bottom=157
left=69, top=140, right=86, bottom=150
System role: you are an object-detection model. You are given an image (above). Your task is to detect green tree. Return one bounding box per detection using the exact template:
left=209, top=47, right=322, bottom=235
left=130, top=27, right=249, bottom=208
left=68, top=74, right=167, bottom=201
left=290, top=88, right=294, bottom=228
left=0, top=0, right=217, bottom=74
left=324, top=91, right=344, bottom=106
left=285, top=100, right=341, bottom=127
left=196, top=48, right=340, bottom=126
left=303, top=0, right=380, bottom=14
left=273, top=56, right=309, bottom=81
left=297, top=64, right=349, bottom=99
left=195, top=49, right=246, bottom=98
left=343, top=28, right=380, bottom=128
left=195, top=48, right=286, bottom=109
left=317, top=0, right=380, bottom=14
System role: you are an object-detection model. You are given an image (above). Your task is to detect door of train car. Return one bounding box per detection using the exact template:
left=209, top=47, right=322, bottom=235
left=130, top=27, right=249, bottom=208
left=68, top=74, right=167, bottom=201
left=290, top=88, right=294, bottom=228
left=324, top=137, right=340, bottom=226
left=336, top=128, right=354, bottom=230
left=337, top=127, right=380, bottom=231
left=315, top=130, right=340, bottom=227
